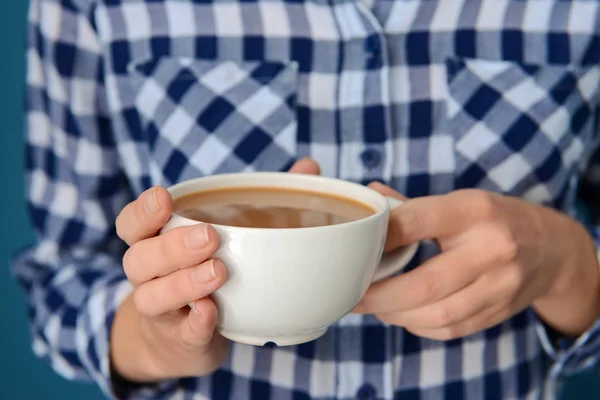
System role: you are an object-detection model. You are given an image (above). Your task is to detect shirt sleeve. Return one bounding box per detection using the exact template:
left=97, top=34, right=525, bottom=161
left=11, top=1, right=177, bottom=397
left=535, top=140, right=600, bottom=380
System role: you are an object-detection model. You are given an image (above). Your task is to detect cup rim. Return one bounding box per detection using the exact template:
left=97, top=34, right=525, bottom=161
left=166, top=172, right=390, bottom=233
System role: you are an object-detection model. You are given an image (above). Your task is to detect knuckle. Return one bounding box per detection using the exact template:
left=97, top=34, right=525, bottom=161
left=168, top=271, right=189, bottom=300
left=122, top=248, right=138, bottom=282
left=432, top=305, right=455, bottom=327
left=470, top=191, right=498, bottom=220
left=409, top=208, right=429, bottom=229
left=133, top=287, right=157, bottom=317
left=395, top=205, right=427, bottom=235
left=503, top=266, right=526, bottom=299
left=409, top=202, right=441, bottom=233
left=160, top=229, right=186, bottom=262
left=417, top=274, right=440, bottom=303
left=489, top=225, right=519, bottom=263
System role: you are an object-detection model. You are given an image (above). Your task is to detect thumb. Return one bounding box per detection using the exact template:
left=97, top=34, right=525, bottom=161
left=288, top=158, right=321, bottom=175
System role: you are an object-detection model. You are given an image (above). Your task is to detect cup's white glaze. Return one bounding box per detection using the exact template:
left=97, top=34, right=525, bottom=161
left=162, top=172, right=418, bottom=346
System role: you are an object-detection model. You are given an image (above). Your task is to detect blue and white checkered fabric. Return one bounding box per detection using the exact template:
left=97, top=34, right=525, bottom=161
left=13, top=0, right=600, bottom=399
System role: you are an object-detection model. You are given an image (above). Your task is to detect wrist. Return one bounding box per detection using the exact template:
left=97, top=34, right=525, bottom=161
left=110, top=294, right=164, bottom=383
left=533, top=214, right=600, bottom=337
left=110, top=294, right=229, bottom=382
left=548, top=216, right=598, bottom=299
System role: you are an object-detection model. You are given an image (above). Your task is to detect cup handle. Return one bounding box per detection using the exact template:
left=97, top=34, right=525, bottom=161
left=371, top=197, right=419, bottom=282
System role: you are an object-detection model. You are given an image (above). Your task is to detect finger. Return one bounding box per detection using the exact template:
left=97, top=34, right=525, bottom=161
left=384, top=191, right=484, bottom=248
left=180, top=297, right=219, bottom=348
left=367, top=181, right=408, bottom=201
left=403, top=267, right=531, bottom=341
left=116, top=187, right=173, bottom=246
left=133, top=259, right=227, bottom=317
left=123, top=223, right=219, bottom=285
left=354, top=248, right=484, bottom=314
left=288, top=158, right=321, bottom=175
left=407, top=302, right=526, bottom=341
left=377, top=272, right=505, bottom=330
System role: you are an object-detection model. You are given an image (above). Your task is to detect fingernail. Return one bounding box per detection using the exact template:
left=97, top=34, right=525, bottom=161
left=144, top=188, right=160, bottom=214
left=185, top=224, right=209, bottom=250
left=191, top=301, right=201, bottom=315
left=192, top=260, right=217, bottom=284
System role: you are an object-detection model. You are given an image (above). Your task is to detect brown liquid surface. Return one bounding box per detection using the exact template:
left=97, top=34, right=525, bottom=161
left=173, top=187, right=376, bottom=228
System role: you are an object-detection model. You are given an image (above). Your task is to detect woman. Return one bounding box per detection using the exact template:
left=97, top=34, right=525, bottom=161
left=14, top=0, right=600, bottom=398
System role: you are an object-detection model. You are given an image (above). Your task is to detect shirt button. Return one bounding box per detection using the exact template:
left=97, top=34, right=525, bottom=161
left=365, top=35, right=380, bottom=55
left=360, top=149, right=382, bottom=168
left=356, top=384, right=377, bottom=400
left=365, top=35, right=382, bottom=68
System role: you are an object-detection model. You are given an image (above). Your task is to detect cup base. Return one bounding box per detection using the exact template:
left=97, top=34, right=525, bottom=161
left=219, top=327, right=328, bottom=347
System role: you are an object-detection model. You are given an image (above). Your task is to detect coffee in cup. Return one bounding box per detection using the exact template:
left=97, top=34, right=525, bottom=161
left=172, top=187, right=376, bottom=229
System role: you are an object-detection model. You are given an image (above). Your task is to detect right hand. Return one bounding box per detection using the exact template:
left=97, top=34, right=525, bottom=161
left=112, top=184, right=228, bottom=381
left=110, top=159, right=321, bottom=382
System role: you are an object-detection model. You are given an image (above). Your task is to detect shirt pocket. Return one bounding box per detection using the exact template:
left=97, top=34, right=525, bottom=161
left=444, top=57, right=600, bottom=207
left=127, top=57, right=299, bottom=185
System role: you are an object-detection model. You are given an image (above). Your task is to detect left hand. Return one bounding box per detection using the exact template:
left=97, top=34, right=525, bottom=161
left=354, top=184, right=600, bottom=340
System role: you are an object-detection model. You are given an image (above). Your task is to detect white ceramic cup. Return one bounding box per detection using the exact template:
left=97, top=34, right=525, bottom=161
left=161, top=172, right=418, bottom=346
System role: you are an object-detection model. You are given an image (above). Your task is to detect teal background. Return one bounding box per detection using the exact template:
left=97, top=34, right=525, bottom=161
left=0, top=1, right=104, bottom=399
left=0, top=1, right=598, bottom=399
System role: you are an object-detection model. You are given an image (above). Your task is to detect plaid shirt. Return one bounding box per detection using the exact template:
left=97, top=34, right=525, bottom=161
left=13, top=0, right=600, bottom=399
